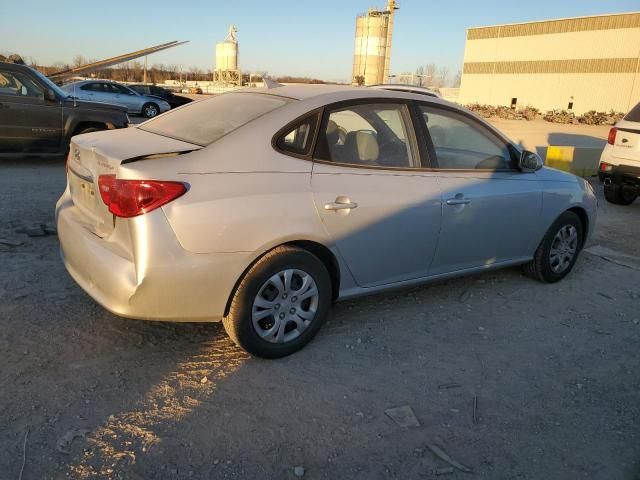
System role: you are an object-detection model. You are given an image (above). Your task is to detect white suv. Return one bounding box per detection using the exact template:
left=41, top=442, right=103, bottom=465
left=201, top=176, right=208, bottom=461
left=599, top=103, right=640, bottom=205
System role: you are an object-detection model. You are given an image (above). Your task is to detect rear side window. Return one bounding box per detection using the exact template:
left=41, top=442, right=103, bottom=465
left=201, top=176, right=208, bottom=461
left=276, top=114, right=319, bottom=156
left=315, top=103, right=416, bottom=168
left=140, top=92, right=291, bottom=146
left=624, top=102, right=640, bottom=122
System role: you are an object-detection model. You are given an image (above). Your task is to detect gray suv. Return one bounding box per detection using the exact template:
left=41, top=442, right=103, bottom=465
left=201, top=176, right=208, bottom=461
left=62, top=80, right=171, bottom=118
left=0, top=61, right=129, bottom=156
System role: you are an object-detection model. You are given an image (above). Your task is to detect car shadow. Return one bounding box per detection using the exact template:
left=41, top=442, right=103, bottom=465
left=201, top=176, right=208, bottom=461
left=536, top=133, right=607, bottom=161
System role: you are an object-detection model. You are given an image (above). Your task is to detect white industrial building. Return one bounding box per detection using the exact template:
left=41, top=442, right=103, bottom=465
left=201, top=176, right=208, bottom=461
left=458, top=12, right=640, bottom=114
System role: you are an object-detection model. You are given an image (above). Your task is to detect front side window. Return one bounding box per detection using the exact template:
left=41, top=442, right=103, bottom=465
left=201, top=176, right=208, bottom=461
left=419, top=106, right=515, bottom=170
left=140, top=92, right=291, bottom=146
left=114, top=84, right=133, bottom=95
left=0, top=69, right=44, bottom=98
left=316, top=103, right=416, bottom=168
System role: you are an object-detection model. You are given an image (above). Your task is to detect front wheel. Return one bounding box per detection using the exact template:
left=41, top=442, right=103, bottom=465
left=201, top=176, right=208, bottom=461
left=523, top=211, right=583, bottom=283
left=604, top=182, right=637, bottom=205
left=223, top=246, right=332, bottom=358
left=141, top=102, right=160, bottom=118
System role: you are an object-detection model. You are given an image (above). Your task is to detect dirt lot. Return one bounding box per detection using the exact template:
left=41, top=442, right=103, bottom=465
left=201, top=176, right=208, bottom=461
left=1, top=156, right=639, bottom=480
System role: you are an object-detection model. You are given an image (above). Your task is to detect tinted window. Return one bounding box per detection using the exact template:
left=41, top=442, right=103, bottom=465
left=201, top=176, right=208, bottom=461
left=114, top=84, right=132, bottom=95
left=81, top=83, right=104, bottom=92
left=131, top=85, right=150, bottom=95
left=0, top=69, right=43, bottom=98
left=140, top=92, right=290, bottom=146
left=277, top=114, right=318, bottom=156
left=419, top=106, right=514, bottom=170
left=316, top=103, right=416, bottom=168
left=624, top=102, right=640, bottom=122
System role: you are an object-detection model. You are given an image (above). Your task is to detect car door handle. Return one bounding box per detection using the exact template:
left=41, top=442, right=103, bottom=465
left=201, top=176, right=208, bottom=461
left=446, top=195, right=471, bottom=206
left=325, top=197, right=358, bottom=211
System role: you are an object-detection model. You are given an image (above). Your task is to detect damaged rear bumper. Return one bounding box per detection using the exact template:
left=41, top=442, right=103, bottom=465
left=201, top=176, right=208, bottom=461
left=56, top=188, right=252, bottom=322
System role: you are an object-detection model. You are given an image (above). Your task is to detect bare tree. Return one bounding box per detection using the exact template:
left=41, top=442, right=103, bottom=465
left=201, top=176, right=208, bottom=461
left=452, top=70, right=462, bottom=88
left=72, top=55, right=87, bottom=69
left=433, top=66, right=449, bottom=88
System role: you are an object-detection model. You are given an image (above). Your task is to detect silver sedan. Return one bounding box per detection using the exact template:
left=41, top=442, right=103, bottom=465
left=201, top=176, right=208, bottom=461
left=56, top=85, right=597, bottom=358
left=61, top=80, right=171, bottom=118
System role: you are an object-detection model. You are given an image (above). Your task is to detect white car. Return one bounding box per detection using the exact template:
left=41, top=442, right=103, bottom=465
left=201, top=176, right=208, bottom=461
left=599, top=102, right=640, bottom=205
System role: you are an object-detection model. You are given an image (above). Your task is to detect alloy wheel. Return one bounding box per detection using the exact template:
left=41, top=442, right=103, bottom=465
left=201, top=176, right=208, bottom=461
left=549, top=224, right=578, bottom=273
left=145, top=105, right=158, bottom=117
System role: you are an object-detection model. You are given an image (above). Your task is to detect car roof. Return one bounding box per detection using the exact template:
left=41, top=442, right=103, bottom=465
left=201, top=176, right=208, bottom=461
left=369, top=84, right=441, bottom=97
left=245, top=84, right=451, bottom=106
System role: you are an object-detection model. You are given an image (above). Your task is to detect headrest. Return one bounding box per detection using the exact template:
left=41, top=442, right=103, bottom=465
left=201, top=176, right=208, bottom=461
left=354, top=131, right=379, bottom=162
left=326, top=120, right=339, bottom=146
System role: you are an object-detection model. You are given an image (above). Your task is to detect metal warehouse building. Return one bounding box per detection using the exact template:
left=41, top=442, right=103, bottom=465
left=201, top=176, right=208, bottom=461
left=458, top=12, right=640, bottom=114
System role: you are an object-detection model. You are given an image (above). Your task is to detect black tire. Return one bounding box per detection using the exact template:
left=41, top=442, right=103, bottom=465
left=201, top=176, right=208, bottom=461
left=604, top=182, right=637, bottom=205
left=523, top=211, right=583, bottom=283
left=222, top=246, right=332, bottom=358
left=141, top=102, right=160, bottom=118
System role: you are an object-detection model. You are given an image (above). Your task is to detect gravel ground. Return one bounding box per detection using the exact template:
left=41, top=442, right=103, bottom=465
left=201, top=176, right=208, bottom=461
left=1, top=158, right=639, bottom=480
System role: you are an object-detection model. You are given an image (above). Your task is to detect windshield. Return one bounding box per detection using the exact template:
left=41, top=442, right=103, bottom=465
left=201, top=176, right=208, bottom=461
left=624, top=102, right=640, bottom=122
left=29, top=67, right=69, bottom=99
left=140, top=92, right=291, bottom=146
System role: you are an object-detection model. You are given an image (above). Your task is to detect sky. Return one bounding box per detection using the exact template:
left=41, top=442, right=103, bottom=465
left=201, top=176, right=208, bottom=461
left=2, top=0, right=638, bottom=83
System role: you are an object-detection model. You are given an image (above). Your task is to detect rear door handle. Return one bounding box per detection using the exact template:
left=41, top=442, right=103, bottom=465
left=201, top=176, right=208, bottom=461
left=446, top=194, right=471, bottom=206
left=325, top=196, right=358, bottom=211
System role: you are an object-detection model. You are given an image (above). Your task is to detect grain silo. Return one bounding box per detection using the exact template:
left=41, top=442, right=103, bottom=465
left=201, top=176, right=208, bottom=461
left=352, top=0, right=399, bottom=86
left=214, top=25, right=240, bottom=85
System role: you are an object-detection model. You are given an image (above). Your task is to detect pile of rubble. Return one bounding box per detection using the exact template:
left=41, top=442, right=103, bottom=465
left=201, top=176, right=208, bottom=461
left=0, top=54, right=26, bottom=65
left=577, top=110, right=624, bottom=126
left=466, top=104, right=624, bottom=126
left=542, top=109, right=624, bottom=125
left=465, top=104, right=540, bottom=121
left=543, top=109, right=576, bottom=124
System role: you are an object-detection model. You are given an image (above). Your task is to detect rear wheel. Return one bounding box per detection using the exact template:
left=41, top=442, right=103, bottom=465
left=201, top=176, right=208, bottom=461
left=523, top=211, right=583, bottom=283
left=604, top=182, right=637, bottom=205
left=141, top=102, right=160, bottom=118
left=223, top=246, right=332, bottom=358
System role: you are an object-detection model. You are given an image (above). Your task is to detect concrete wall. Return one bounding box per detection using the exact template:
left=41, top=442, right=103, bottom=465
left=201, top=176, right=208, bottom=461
left=459, top=13, right=640, bottom=114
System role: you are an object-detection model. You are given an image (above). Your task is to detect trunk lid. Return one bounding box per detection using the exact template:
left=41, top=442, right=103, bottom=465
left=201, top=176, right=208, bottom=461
left=67, top=127, right=201, bottom=237
left=611, top=119, right=640, bottom=163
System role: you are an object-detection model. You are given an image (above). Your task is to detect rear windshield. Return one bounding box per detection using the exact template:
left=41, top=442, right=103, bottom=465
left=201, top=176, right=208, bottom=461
left=140, top=92, right=291, bottom=146
left=624, top=102, right=640, bottom=122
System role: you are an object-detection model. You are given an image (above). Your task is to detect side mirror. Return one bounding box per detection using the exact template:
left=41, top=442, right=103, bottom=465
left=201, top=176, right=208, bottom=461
left=519, top=150, right=543, bottom=172
left=45, top=89, right=57, bottom=102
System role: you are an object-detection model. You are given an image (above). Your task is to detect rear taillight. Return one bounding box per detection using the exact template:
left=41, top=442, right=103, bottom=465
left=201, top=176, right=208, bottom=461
left=607, top=127, right=617, bottom=145
left=599, top=162, right=613, bottom=173
left=98, top=175, right=187, bottom=218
